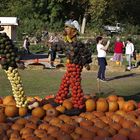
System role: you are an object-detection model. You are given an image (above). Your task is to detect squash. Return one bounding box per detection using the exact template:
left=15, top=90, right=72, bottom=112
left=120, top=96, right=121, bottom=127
left=4, top=105, right=18, bottom=117
left=31, top=107, right=45, bottom=118
left=85, top=99, right=96, bottom=112
left=96, top=98, right=109, bottom=112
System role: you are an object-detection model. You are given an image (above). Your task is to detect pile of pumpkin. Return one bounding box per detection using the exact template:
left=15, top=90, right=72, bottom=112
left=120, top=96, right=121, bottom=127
left=0, top=95, right=140, bottom=140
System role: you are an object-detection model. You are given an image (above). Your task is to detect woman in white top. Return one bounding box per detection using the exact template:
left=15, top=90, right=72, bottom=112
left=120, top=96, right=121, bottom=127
left=125, top=38, right=134, bottom=70
left=96, top=36, right=110, bottom=82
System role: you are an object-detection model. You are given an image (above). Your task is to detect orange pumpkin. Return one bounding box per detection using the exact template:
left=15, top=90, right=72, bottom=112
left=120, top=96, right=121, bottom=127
left=4, top=105, right=18, bottom=117
left=62, top=100, right=73, bottom=110
left=43, top=104, right=53, bottom=110
left=56, top=105, right=65, bottom=113
left=31, top=107, right=45, bottom=118
left=117, top=100, right=125, bottom=110
left=0, top=112, right=6, bottom=123
left=113, top=134, right=128, bottom=140
left=108, top=101, right=119, bottom=112
left=85, top=99, right=96, bottom=112
left=107, top=95, right=118, bottom=102
left=96, top=98, right=109, bottom=112
left=3, top=96, right=16, bottom=106
left=19, top=107, right=28, bottom=116
left=123, top=101, right=136, bottom=112
left=128, top=130, right=140, bottom=140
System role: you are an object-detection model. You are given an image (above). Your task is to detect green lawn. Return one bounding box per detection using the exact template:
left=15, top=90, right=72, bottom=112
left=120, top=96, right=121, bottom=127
left=0, top=68, right=140, bottom=101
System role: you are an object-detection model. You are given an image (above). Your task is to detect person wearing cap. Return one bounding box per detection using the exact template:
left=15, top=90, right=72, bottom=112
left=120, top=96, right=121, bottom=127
left=64, top=12, right=80, bottom=43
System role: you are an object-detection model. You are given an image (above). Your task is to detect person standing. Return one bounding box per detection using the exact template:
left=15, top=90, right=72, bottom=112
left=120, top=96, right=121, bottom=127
left=23, top=37, right=30, bottom=54
left=125, top=38, right=134, bottom=70
left=96, top=36, right=110, bottom=82
left=113, top=36, right=124, bottom=65
left=48, top=33, right=59, bottom=68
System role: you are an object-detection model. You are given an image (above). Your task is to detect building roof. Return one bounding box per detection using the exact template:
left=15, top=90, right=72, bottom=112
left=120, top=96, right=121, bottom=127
left=0, top=17, right=18, bottom=26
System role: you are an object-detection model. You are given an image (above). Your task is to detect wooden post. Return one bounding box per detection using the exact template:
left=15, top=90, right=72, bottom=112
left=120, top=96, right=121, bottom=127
left=81, top=16, right=86, bottom=34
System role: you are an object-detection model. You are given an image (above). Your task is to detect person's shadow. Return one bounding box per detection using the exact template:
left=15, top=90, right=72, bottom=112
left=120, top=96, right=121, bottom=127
left=107, top=73, right=139, bottom=81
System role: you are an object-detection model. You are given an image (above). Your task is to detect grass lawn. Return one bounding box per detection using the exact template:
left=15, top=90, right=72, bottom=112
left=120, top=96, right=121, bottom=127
left=0, top=68, right=140, bottom=101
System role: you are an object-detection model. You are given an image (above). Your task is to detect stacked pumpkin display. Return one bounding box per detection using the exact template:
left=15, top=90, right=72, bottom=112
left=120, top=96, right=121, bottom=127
left=0, top=32, right=27, bottom=107
left=0, top=94, right=140, bottom=140
left=53, top=41, right=92, bottom=112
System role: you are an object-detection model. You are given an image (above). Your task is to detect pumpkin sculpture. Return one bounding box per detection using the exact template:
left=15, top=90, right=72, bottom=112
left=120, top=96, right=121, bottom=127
left=52, top=17, right=92, bottom=115
left=0, top=27, right=27, bottom=107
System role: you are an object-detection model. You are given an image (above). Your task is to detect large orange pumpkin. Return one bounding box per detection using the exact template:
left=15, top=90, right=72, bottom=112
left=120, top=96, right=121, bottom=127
left=4, top=105, right=18, bottom=117
left=96, top=98, right=109, bottom=112
left=3, top=96, right=16, bottom=106
left=108, top=101, right=119, bottom=112
left=85, top=99, right=96, bottom=112
left=123, top=101, right=136, bottom=112
left=31, top=107, right=45, bottom=118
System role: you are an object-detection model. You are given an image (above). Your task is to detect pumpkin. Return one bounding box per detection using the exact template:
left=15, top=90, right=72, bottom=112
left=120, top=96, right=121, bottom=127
left=128, top=130, right=140, bottom=140
left=43, top=103, right=53, bottom=110
left=85, top=99, right=96, bottom=112
left=108, top=101, right=119, bottom=112
left=79, top=120, right=93, bottom=127
left=38, top=123, right=50, bottom=131
left=49, top=118, right=63, bottom=127
left=96, top=99, right=109, bottom=112
left=4, top=105, right=18, bottom=117
left=25, top=122, right=37, bottom=129
left=107, top=95, right=118, bottom=102
left=71, top=132, right=80, bottom=140
left=3, top=96, right=16, bottom=106
left=62, top=100, right=73, bottom=110
left=117, top=100, right=125, bottom=110
left=15, top=118, right=28, bottom=125
left=46, top=108, right=59, bottom=117
left=11, top=123, right=24, bottom=131
left=19, top=107, right=28, bottom=116
left=60, top=124, right=75, bottom=134
left=34, top=129, right=47, bottom=138
left=123, top=101, right=136, bottom=112
left=0, top=112, right=6, bottom=123
left=113, top=134, right=128, bottom=140
left=97, top=128, right=111, bottom=137
left=121, top=120, right=135, bottom=129
left=20, top=127, right=34, bottom=135
left=56, top=105, right=65, bottom=113
left=31, top=107, right=45, bottom=118
left=118, top=128, right=130, bottom=137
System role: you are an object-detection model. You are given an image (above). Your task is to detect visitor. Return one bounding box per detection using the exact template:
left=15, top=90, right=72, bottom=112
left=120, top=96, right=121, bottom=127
left=48, top=33, right=59, bottom=68
left=124, top=38, right=134, bottom=70
left=96, top=36, right=110, bottom=82
left=23, top=36, right=31, bottom=54
left=112, top=36, right=124, bottom=66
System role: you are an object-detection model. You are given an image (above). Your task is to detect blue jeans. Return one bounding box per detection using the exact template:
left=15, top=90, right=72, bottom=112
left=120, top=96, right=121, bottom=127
left=126, top=54, right=132, bottom=68
left=97, top=57, right=107, bottom=80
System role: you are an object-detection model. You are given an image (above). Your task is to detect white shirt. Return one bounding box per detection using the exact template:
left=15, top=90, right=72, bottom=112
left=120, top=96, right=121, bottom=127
left=97, top=43, right=106, bottom=57
left=125, top=42, right=134, bottom=55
